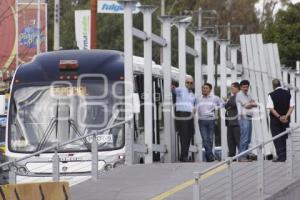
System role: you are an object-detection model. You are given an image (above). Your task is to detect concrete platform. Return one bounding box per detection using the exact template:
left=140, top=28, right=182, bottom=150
left=71, top=161, right=298, bottom=200
left=71, top=162, right=216, bottom=200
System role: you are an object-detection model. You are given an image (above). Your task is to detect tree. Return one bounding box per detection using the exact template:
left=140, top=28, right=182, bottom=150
left=260, top=0, right=290, bottom=28
left=263, top=3, right=300, bottom=68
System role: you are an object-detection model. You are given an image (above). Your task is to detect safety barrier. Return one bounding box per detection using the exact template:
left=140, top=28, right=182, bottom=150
left=193, top=124, right=300, bottom=200
left=0, top=182, right=70, bottom=200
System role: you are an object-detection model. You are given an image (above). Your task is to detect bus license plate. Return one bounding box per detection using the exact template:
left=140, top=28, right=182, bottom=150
left=87, top=135, right=113, bottom=143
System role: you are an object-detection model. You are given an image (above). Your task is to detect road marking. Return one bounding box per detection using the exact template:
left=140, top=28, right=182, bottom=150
left=150, top=164, right=227, bottom=200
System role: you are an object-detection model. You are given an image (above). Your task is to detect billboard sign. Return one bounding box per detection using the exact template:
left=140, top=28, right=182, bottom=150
left=97, top=0, right=140, bottom=14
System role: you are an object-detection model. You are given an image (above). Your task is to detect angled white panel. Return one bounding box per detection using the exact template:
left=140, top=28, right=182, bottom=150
left=252, top=34, right=274, bottom=155
left=266, top=44, right=278, bottom=79
left=230, top=47, right=238, bottom=82
left=273, top=43, right=283, bottom=80
left=240, top=35, right=250, bottom=80
left=245, top=35, right=262, bottom=151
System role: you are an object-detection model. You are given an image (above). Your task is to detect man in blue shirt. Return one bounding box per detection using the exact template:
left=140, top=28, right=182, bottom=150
left=173, top=76, right=196, bottom=162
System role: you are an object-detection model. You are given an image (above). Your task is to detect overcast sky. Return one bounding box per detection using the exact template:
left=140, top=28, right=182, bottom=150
left=256, top=0, right=300, bottom=13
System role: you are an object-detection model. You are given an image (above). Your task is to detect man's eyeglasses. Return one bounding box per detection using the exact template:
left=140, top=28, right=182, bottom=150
left=185, top=82, right=193, bottom=85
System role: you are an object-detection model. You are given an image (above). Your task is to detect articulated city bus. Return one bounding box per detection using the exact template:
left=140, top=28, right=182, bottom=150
left=4, top=50, right=180, bottom=184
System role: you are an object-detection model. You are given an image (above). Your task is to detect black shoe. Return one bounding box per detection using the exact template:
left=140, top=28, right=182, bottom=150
left=247, top=153, right=257, bottom=160
left=179, top=157, right=190, bottom=162
left=272, top=159, right=285, bottom=162
left=206, top=158, right=215, bottom=162
left=238, top=157, right=252, bottom=162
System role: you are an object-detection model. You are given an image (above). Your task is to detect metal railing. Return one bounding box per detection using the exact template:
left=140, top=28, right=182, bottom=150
left=193, top=124, right=300, bottom=200
left=0, top=119, right=132, bottom=184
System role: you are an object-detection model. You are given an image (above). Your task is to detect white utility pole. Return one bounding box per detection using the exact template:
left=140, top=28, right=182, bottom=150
left=54, top=0, right=60, bottom=50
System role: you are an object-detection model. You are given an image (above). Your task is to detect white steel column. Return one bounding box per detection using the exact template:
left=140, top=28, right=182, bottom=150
left=289, top=70, right=296, bottom=124
left=122, top=0, right=137, bottom=165
left=160, top=16, right=175, bottom=162
left=140, top=6, right=156, bottom=164
left=230, top=45, right=238, bottom=82
left=176, top=21, right=190, bottom=87
left=54, top=0, right=60, bottom=50
left=218, top=40, right=229, bottom=160
left=191, top=29, right=206, bottom=162
left=205, top=36, right=216, bottom=87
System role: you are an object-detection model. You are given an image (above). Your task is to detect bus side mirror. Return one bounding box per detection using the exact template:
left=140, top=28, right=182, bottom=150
left=132, top=93, right=140, bottom=114
left=0, top=95, right=5, bottom=115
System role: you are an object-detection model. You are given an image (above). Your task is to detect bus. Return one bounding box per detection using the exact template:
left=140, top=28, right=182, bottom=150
left=4, top=50, right=181, bottom=185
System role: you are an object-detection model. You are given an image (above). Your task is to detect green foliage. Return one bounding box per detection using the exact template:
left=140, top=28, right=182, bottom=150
left=263, top=3, right=300, bottom=68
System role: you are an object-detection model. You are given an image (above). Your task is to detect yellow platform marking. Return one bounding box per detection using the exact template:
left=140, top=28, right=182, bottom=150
left=151, top=164, right=227, bottom=200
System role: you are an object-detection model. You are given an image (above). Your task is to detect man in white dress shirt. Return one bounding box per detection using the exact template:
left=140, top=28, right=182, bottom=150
left=196, top=83, right=224, bottom=162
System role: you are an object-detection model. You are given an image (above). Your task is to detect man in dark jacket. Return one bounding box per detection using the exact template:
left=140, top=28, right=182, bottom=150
left=267, top=79, right=294, bottom=162
left=224, top=82, right=240, bottom=157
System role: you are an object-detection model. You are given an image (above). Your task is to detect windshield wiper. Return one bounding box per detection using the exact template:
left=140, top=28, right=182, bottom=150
left=36, top=118, right=57, bottom=151
left=68, top=119, right=90, bottom=149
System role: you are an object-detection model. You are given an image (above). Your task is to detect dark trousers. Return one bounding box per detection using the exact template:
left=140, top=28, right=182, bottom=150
left=176, top=111, right=194, bottom=160
left=227, top=126, right=240, bottom=157
left=270, top=119, right=289, bottom=161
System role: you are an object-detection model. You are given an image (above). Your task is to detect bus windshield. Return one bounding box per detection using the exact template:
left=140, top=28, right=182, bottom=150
left=8, top=80, right=125, bottom=153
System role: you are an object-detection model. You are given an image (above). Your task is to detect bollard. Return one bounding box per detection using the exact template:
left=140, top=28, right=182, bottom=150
left=52, top=147, right=60, bottom=182
left=257, top=145, right=264, bottom=200
left=193, top=172, right=202, bottom=200
left=9, top=160, right=17, bottom=184
left=287, top=129, right=294, bottom=184
left=226, top=159, right=233, bottom=200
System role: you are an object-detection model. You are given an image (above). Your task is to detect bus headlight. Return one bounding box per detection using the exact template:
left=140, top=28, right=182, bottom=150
left=104, top=164, right=113, bottom=171
left=62, top=166, right=68, bottom=172
left=18, top=167, right=28, bottom=175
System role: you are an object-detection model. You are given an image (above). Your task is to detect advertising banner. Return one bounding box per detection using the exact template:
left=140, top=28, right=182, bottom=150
left=0, top=0, right=17, bottom=77
left=18, top=3, right=47, bottom=63
left=0, top=1, right=47, bottom=78
left=75, top=10, right=91, bottom=50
